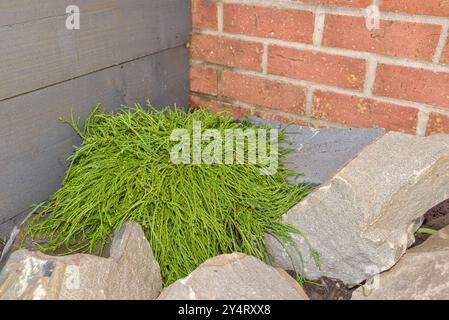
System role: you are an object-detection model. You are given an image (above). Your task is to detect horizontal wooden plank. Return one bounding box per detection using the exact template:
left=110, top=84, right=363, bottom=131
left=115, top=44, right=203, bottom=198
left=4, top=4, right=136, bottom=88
left=0, top=0, right=191, bottom=100
left=0, top=211, right=28, bottom=240
left=0, top=45, right=189, bottom=229
left=0, top=0, right=130, bottom=27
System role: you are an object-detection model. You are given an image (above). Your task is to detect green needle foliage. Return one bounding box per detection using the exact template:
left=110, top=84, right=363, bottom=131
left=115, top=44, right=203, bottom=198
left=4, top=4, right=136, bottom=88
left=416, top=227, right=437, bottom=236
left=28, top=102, right=316, bottom=286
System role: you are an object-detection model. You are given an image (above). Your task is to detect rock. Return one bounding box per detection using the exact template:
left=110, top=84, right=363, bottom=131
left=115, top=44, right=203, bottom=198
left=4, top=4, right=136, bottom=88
left=158, top=253, right=308, bottom=300
left=266, top=132, right=449, bottom=284
left=0, top=211, right=29, bottom=241
left=353, top=225, right=449, bottom=300
left=302, top=277, right=354, bottom=300
left=249, top=117, right=385, bottom=185
left=0, top=221, right=162, bottom=300
left=0, top=226, right=21, bottom=270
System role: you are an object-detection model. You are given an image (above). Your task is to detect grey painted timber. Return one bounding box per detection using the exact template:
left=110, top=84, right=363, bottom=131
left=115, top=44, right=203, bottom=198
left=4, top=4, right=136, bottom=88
left=0, top=0, right=191, bottom=101
left=0, top=46, right=189, bottom=238
left=0, top=0, right=191, bottom=238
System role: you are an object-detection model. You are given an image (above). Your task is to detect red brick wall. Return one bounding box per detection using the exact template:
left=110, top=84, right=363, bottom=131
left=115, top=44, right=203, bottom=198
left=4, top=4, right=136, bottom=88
left=189, top=0, right=449, bottom=135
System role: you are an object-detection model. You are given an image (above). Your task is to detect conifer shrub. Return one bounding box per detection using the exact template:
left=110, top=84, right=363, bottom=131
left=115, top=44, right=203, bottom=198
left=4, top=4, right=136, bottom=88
left=28, top=103, right=316, bottom=285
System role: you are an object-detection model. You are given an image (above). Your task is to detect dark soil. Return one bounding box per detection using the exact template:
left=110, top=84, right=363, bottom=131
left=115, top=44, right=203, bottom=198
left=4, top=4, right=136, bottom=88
left=0, top=240, right=4, bottom=257
left=424, top=199, right=449, bottom=230
left=285, top=270, right=354, bottom=300
left=414, top=199, right=449, bottom=246
left=302, top=277, right=355, bottom=300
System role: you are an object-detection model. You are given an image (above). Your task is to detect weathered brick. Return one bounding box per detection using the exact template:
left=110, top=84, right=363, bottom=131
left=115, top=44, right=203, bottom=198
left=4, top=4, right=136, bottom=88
left=192, top=0, right=218, bottom=30
left=374, top=64, right=449, bottom=109
left=295, top=0, right=372, bottom=8
left=190, top=66, right=218, bottom=96
left=256, top=111, right=311, bottom=126
left=268, top=45, right=366, bottom=90
left=312, top=91, right=418, bottom=133
left=191, top=34, right=264, bottom=71
left=223, top=4, right=314, bottom=43
left=221, top=71, right=307, bottom=114
left=381, top=0, right=449, bottom=17
left=323, top=15, right=441, bottom=61
left=427, top=113, right=449, bottom=135
left=190, top=1, right=449, bottom=133
left=190, top=95, right=253, bottom=119
left=441, top=42, right=449, bottom=65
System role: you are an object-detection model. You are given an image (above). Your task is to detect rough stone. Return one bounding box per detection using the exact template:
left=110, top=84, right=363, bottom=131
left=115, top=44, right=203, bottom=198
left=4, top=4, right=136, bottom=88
left=353, top=225, right=449, bottom=300
left=249, top=117, right=385, bottom=185
left=0, top=221, right=162, bottom=300
left=0, top=211, right=29, bottom=246
left=266, top=132, right=449, bottom=284
left=158, top=253, right=309, bottom=300
left=0, top=226, right=21, bottom=270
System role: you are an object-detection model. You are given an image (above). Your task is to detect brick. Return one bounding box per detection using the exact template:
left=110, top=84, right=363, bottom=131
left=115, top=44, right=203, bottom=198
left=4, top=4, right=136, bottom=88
left=223, top=4, right=314, bottom=43
left=190, top=95, right=253, bottom=119
left=312, top=91, right=418, bottom=133
left=191, top=34, right=263, bottom=71
left=441, top=42, right=449, bottom=65
left=295, top=0, right=372, bottom=8
left=221, top=71, right=307, bottom=114
left=427, top=113, right=449, bottom=135
left=381, top=0, right=449, bottom=17
left=374, top=64, right=449, bottom=109
left=268, top=45, right=366, bottom=90
left=323, top=15, right=441, bottom=61
left=192, top=0, right=218, bottom=30
left=256, top=111, right=311, bottom=126
left=190, top=66, right=218, bottom=96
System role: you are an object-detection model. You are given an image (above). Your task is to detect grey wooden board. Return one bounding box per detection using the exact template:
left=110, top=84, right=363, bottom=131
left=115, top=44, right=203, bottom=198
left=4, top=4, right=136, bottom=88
left=249, top=117, right=386, bottom=185
left=0, top=46, right=189, bottom=238
left=0, top=0, right=146, bottom=27
left=0, top=0, right=191, bottom=101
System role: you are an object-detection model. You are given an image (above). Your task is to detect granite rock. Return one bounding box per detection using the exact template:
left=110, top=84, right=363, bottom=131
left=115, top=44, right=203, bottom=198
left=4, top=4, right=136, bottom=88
left=0, top=221, right=162, bottom=300
left=266, top=132, right=449, bottom=284
left=353, top=225, right=449, bottom=300
left=159, top=253, right=309, bottom=300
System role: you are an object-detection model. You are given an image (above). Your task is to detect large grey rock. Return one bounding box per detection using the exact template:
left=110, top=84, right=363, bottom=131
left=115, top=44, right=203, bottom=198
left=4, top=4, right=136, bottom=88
left=159, top=253, right=309, bottom=300
left=0, top=226, right=21, bottom=269
left=0, top=221, right=162, bottom=300
left=353, top=225, right=449, bottom=300
left=0, top=211, right=28, bottom=241
left=266, top=132, right=449, bottom=284
left=249, top=117, right=385, bottom=185
left=0, top=211, right=32, bottom=267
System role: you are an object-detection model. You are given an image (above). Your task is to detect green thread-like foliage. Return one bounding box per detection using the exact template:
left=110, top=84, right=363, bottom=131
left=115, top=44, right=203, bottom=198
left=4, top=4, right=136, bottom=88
left=28, top=102, right=315, bottom=286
